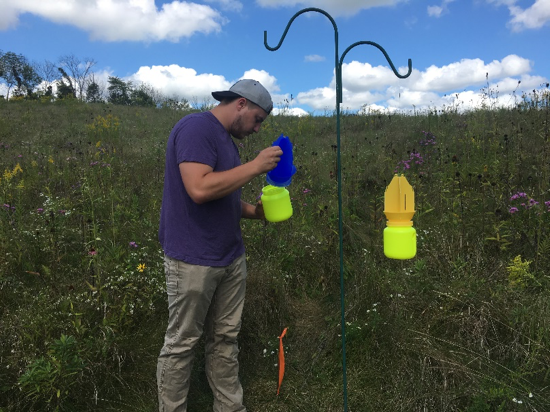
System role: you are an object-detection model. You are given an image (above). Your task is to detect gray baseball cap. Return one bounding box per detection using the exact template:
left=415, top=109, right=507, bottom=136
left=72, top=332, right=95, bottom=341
left=212, top=79, right=273, bottom=114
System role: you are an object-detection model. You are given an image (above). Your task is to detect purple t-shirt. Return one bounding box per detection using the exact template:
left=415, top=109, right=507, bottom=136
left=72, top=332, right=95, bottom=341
left=158, top=111, right=244, bottom=267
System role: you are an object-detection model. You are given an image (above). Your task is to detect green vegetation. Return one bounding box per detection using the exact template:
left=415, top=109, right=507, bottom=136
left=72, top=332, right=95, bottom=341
left=1, top=87, right=550, bottom=411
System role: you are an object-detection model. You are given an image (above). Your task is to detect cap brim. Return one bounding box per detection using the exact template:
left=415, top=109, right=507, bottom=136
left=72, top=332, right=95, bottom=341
left=212, top=90, right=242, bottom=102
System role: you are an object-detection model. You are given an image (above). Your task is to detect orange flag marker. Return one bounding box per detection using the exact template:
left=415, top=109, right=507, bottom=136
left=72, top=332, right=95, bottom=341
left=277, top=327, right=288, bottom=395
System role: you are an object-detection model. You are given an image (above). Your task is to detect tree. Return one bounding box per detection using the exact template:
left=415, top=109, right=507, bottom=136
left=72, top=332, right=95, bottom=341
left=35, top=59, right=59, bottom=96
left=107, top=76, right=131, bottom=105
left=0, top=51, right=42, bottom=98
left=130, top=83, right=158, bottom=107
left=86, top=74, right=104, bottom=103
left=160, top=97, right=191, bottom=110
left=56, top=67, right=76, bottom=99
left=58, top=54, right=96, bottom=100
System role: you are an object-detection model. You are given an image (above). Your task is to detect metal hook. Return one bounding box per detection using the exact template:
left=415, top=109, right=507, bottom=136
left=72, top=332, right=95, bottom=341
left=338, top=40, right=413, bottom=103
left=264, top=7, right=338, bottom=52
left=264, top=7, right=341, bottom=99
left=263, top=8, right=413, bottom=412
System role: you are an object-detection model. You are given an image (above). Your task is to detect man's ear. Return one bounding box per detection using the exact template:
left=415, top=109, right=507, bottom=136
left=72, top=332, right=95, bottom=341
left=236, top=97, right=247, bottom=111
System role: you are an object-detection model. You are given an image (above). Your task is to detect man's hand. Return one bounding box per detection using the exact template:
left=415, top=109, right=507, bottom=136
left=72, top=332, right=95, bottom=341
left=253, top=146, right=283, bottom=174
left=254, top=201, right=266, bottom=220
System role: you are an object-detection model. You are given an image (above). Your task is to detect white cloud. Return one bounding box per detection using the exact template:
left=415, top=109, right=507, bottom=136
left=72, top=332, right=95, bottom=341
left=129, top=65, right=230, bottom=102
left=204, top=0, right=243, bottom=12
left=487, top=0, right=550, bottom=31
left=0, top=2, right=20, bottom=30
left=427, top=0, right=455, bottom=18
left=427, top=5, right=444, bottom=17
left=127, top=65, right=282, bottom=106
left=0, top=0, right=226, bottom=42
left=296, top=87, right=336, bottom=112
left=292, top=54, right=547, bottom=113
left=305, top=55, right=326, bottom=63
left=404, top=55, right=532, bottom=92
left=338, top=61, right=402, bottom=91
left=0, top=83, right=8, bottom=98
left=240, top=69, right=281, bottom=93
left=509, top=0, right=550, bottom=31
left=273, top=107, right=310, bottom=116
left=255, top=0, right=407, bottom=17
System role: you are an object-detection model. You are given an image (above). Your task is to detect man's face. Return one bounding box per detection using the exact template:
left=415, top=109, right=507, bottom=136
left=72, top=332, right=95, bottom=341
left=230, top=100, right=267, bottom=139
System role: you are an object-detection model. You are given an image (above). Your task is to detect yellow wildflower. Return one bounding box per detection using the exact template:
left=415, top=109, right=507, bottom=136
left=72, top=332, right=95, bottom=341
left=137, top=263, right=146, bottom=272
left=3, top=169, right=13, bottom=181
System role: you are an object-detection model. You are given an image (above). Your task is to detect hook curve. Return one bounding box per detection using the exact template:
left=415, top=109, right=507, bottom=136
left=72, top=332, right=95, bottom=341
left=340, top=41, right=412, bottom=79
left=264, top=7, right=337, bottom=51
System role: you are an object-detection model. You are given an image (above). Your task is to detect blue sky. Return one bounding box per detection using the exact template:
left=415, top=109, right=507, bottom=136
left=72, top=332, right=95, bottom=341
left=0, top=0, right=548, bottom=115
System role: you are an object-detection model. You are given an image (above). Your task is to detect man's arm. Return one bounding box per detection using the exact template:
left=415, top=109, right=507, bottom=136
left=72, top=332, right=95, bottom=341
left=241, top=200, right=264, bottom=220
left=180, top=145, right=282, bottom=204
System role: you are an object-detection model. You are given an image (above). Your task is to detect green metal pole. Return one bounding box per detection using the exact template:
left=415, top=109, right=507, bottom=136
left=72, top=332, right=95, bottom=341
left=264, top=9, right=412, bottom=411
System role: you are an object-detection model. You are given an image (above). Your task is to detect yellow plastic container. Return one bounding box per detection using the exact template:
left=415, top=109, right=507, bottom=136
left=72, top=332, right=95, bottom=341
left=384, top=225, right=417, bottom=260
left=383, top=175, right=417, bottom=260
left=261, top=185, right=293, bottom=222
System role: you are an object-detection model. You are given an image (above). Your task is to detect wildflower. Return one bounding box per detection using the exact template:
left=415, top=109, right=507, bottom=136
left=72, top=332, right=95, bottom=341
left=137, top=263, right=146, bottom=272
left=129, top=241, right=138, bottom=248
left=510, top=192, right=527, bottom=200
left=509, top=207, right=519, bottom=214
left=37, top=208, right=44, bottom=214
left=303, top=188, right=311, bottom=194
left=58, top=210, right=66, bottom=215
left=88, top=249, right=97, bottom=256
left=48, top=156, right=54, bottom=164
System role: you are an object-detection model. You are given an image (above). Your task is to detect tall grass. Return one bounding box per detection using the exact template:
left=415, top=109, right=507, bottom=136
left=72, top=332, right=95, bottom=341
left=1, top=86, right=550, bottom=411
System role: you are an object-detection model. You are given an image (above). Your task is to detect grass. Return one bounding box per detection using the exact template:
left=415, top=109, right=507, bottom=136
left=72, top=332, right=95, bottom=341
left=1, top=86, right=550, bottom=411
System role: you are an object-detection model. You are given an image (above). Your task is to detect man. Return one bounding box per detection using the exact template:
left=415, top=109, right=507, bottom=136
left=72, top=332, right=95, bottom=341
left=157, top=79, right=282, bottom=412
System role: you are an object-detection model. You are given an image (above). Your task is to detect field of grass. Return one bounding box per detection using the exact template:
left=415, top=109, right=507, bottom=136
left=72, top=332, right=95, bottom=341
left=1, top=89, right=550, bottom=411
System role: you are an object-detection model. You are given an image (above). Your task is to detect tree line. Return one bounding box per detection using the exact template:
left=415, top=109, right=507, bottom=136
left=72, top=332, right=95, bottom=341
left=0, top=50, right=190, bottom=109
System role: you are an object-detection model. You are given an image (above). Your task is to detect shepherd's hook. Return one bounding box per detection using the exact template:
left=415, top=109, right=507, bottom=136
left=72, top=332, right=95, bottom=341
left=264, top=7, right=412, bottom=412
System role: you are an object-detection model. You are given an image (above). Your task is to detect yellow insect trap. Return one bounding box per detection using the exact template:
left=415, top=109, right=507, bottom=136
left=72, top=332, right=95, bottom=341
left=261, top=185, right=293, bottom=222
left=383, top=174, right=417, bottom=260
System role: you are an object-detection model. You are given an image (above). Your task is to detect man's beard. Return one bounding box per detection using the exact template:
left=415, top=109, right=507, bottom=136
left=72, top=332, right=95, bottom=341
left=230, top=114, right=249, bottom=139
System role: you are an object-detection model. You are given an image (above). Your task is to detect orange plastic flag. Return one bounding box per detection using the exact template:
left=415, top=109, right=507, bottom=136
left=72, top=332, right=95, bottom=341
left=277, top=327, right=288, bottom=395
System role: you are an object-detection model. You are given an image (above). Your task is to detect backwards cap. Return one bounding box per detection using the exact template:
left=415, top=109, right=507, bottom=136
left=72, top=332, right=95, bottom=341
left=212, top=79, right=273, bottom=114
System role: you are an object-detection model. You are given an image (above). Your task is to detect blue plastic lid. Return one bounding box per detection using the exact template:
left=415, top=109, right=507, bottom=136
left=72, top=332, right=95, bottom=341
left=266, top=134, right=296, bottom=187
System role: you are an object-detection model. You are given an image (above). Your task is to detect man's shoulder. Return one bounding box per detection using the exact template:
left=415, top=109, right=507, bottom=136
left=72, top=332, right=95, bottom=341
left=180, top=110, right=215, bottom=125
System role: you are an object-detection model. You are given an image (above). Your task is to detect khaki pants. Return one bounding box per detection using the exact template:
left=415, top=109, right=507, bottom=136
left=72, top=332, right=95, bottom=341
left=157, top=254, right=247, bottom=412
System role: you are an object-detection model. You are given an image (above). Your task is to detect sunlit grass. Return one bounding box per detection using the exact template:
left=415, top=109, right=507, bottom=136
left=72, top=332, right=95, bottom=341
left=1, top=88, right=550, bottom=411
